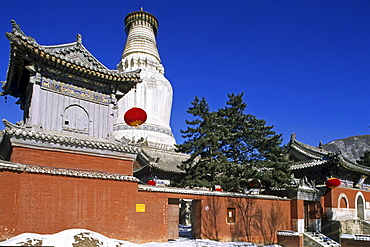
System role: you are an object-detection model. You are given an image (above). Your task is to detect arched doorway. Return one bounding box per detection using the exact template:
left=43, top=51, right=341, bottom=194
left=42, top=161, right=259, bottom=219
left=62, top=104, right=89, bottom=134
left=356, top=194, right=365, bottom=220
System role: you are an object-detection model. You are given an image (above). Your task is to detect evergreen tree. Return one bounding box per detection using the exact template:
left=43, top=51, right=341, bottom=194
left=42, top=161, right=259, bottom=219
left=357, top=151, right=370, bottom=167
left=175, top=97, right=227, bottom=188
left=175, top=93, right=292, bottom=192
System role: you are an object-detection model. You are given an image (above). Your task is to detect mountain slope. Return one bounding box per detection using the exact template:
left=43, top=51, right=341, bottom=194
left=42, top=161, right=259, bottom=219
left=322, top=135, right=370, bottom=162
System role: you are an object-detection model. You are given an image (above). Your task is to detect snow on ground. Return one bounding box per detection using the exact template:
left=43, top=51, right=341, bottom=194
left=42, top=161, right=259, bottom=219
left=0, top=229, right=281, bottom=247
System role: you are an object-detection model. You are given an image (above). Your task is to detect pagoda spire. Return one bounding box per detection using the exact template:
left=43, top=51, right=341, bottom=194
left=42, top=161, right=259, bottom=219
left=119, top=9, right=161, bottom=68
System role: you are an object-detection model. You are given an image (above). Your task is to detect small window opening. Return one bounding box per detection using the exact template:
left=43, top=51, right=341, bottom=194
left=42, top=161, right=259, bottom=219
left=64, top=120, right=69, bottom=125
left=227, top=208, right=236, bottom=224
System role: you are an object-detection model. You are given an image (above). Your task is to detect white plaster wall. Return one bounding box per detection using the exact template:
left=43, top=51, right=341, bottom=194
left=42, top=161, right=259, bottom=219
left=331, top=208, right=370, bottom=221
left=292, top=219, right=305, bottom=233
left=28, top=78, right=111, bottom=139
left=114, top=16, right=176, bottom=147
left=116, top=68, right=173, bottom=128
left=333, top=208, right=357, bottom=221
left=114, top=59, right=176, bottom=146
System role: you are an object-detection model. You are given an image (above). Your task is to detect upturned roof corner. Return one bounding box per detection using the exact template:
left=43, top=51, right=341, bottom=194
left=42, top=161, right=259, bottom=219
left=287, top=133, right=370, bottom=176
left=2, top=20, right=142, bottom=98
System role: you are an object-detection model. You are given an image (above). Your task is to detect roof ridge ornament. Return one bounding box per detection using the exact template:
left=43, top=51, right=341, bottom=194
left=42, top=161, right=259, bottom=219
left=76, top=33, right=82, bottom=44
left=9, top=20, right=27, bottom=38
left=290, top=132, right=296, bottom=141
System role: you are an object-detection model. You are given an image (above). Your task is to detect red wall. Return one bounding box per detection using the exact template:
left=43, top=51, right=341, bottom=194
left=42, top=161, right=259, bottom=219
left=0, top=143, right=293, bottom=244
left=10, top=146, right=133, bottom=175
left=277, top=234, right=303, bottom=247
left=0, top=169, right=292, bottom=244
left=341, top=238, right=370, bottom=247
left=199, top=196, right=291, bottom=244
left=0, top=171, right=168, bottom=243
left=327, top=187, right=370, bottom=209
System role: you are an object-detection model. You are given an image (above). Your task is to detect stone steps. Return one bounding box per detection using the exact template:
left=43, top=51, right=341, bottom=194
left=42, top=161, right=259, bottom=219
left=304, top=232, right=341, bottom=246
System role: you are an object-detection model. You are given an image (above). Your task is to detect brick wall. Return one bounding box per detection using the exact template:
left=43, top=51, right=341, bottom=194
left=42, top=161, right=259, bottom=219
left=277, top=233, right=303, bottom=247
left=0, top=171, right=169, bottom=243
left=199, top=196, right=291, bottom=244
left=0, top=169, right=293, bottom=244
left=341, top=238, right=370, bottom=247
left=10, top=147, right=133, bottom=175
left=328, top=187, right=370, bottom=209
left=290, top=199, right=304, bottom=232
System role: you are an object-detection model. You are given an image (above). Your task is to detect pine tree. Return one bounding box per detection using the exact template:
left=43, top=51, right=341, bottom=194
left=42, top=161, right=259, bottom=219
left=175, top=93, right=292, bottom=192
left=357, top=151, right=370, bottom=167
left=175, top=97, right=227, bottom=188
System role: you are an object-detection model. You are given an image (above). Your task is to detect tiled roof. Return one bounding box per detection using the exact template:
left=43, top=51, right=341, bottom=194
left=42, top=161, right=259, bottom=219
left=134, top=147, right=189, bottom=174
left=288, top=133, right=370, bottom=175
left=288, top=133, right=329, bottom=160
left=134, top=146, right=189, bottom=174
left=291, top=159, right=329, bottom=170
left=1, top=119, right=141, bottom=154
left=2, top=20, right=141, bottom=96
left=0, top=159, right=140, bottom=182
left=41, top=38, right=109, bottom=71
left=138, top=184, right=288, bottom=200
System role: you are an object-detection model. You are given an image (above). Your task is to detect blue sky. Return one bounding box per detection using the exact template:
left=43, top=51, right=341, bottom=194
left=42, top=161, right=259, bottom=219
left=0, top=1, right=369, bottom=146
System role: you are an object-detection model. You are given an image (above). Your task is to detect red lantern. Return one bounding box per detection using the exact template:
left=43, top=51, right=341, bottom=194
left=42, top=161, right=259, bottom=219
left=326, top=178, right=341, bottom=188
left=124, top=107, right=147, bottom=127
left=248, top=180, right=259, bottom=187
left=147, top=180, right=156, bottom=186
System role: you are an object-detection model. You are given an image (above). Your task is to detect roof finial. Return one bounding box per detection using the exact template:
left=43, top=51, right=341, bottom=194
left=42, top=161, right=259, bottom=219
left=76, top=33, right=82, bottom=44
left=140, top=7, right=143, bottom=11
left=290, top=132, right=296, bottom=141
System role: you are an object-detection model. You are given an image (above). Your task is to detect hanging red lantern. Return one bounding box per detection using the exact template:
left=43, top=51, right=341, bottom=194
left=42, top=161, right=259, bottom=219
left=124, top=107, right=147, bottom=127
left=146, top=180, right=156, bottom=186
left=214, top=185, right=223, bottom=192
left=326, top=178, right=341, bottom=188
left=248, top=180, right=259, bottom=187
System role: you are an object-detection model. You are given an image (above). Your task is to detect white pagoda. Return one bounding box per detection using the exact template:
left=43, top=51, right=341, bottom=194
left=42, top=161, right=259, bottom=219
left=114, top=9, right=176, bottom=150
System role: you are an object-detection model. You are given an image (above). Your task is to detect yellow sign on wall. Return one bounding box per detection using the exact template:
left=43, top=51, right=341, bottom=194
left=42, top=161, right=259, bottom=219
left=136, top=204, right=146, bottom=212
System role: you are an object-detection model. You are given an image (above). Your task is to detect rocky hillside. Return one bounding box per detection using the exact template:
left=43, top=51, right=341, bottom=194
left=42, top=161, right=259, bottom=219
left=322, top=135, right=370, bottom=162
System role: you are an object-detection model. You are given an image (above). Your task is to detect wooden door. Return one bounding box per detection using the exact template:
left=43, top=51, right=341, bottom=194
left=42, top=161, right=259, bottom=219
left=168, top=198, right=179, bottom=240
left=191, top=200, right=201, bottom=239
left=304, top=201, right=309, bottom=232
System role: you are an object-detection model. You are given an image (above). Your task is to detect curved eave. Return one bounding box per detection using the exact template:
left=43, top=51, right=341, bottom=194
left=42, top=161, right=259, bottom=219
left=288, top=136, right=329, bottom=160
left=134, top=162, right=184, bottom=176
left=338, top=156, right=370, bottom=175
left=291, top=159, right=329, bottom=170
left=2, top=45, right=24, bottom=96
left=138, top=148, right=186, bottom=173
left=291, top=146, right=370, bottom=175
left=4, top=21, right=142, bottom=84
